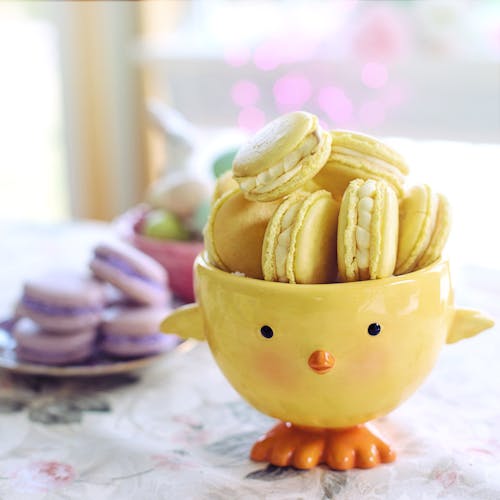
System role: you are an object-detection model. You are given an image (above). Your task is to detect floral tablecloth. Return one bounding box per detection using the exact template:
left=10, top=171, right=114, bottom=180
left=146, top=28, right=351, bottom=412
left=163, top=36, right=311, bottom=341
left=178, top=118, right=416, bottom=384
left=0, top=219, right=499, bottom=500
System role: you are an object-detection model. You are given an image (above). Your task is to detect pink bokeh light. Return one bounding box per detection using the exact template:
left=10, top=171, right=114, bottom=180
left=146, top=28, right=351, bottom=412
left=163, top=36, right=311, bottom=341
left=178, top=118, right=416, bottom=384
left=353, top=8, right=407, bottom=62
left=231, top=80, right=260, bottom=107
left=359, top=100, right=386, bottom=128
left=253, top=40, right=282, bottom=71
left=238, top=106, right=266, bottom=132
left=273, top=74, right=312, bottom=112
left=224, top=46, right=251, bottom=67
left=361, top=62, right=388, bottom=89
left=316, top=86, right=353, bottom=126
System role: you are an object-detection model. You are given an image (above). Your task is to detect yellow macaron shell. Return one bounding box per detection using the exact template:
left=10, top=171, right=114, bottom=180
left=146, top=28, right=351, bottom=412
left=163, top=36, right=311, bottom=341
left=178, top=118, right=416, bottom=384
left=313, top=130, right=409, bottom=200
left=415, top=193, right=451, bottom=270
left=338, top=179, right=399, bottom=282
left=212, top=170, right=239, bottom=203
left=395, top=184, right=439, bottom=275
left=233, top=111, right=332, bottom=202
left=204, top=188, right=280, bottom=279
left=262, top=190, right=339, bottom=284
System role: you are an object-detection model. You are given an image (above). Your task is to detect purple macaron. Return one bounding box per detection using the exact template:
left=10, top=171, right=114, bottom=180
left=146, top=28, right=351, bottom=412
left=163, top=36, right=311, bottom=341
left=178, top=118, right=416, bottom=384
left=13, top=318, right=97, bottom=365
left=90, top=242, right=170, bottom=306
left=102, top=283, right=132, bottom=307
left=18, top=271, right=105, bottom=332
left=99, top=306, right=180, bottom=358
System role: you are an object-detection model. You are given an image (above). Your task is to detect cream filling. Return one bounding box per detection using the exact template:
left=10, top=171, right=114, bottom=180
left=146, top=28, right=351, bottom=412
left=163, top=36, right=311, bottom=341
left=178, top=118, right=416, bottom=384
left=274, top=200, right=302, bottom=282
left=333, top=146, right=404, bottom=182
left=355, top=180, right=376, bottom=274
left=238, top=128, right=321, bottom=195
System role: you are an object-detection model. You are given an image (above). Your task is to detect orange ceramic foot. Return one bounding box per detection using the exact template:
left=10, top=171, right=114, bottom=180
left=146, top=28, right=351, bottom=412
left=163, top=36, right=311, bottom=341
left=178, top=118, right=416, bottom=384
left=251, top=422, right=396, bottom=470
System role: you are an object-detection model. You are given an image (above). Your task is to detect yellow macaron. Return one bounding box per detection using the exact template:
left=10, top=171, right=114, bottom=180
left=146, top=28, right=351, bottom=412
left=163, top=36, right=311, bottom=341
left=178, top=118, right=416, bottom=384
left=204, top=188, right=280, bottom=279
left=212, top=170, right=239, bottom=203
left=313, top=130, right=409, bottom=200
left=337, top=179, right=399, bottom=282
left=395, top=185, right=451, bottom=275
left=262, top=190, right=339, bottom=284
left=232, top=111, right=332, bottom=202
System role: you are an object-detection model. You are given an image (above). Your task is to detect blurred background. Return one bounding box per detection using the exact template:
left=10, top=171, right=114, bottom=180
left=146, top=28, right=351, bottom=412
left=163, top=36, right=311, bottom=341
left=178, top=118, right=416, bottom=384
left=0, top=0, right=499, bottom=267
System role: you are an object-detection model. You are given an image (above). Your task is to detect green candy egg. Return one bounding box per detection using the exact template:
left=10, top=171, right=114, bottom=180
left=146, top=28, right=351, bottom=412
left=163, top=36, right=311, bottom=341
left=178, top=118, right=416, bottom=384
left=212, top=148, right=239, bottom=178
left=142, top=209, right=190, bottom=241
left=193, top=199, right=211, bottom=234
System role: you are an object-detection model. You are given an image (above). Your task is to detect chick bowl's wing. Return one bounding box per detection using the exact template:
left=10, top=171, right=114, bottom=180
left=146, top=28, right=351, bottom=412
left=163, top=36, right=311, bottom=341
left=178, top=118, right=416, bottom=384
left=447, top=308, right=494, bottom=344
left=160, top=303, right=205, bottom=341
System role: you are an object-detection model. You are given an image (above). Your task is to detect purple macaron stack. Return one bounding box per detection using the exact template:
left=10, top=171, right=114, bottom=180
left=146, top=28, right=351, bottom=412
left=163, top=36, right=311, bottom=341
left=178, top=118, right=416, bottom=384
left=10, top=240, right=179, bottom=366
left=100, top=307, right=180, bottom=359
left=13, top=318, right=97, bottom=365
left=14, top=271, right=106, bottom=365
left=89, top=242, right=179, bottom=359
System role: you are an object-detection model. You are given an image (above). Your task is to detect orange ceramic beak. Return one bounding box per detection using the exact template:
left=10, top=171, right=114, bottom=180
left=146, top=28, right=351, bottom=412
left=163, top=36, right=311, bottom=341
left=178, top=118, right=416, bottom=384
left=308, top=350, right=335, bottom=374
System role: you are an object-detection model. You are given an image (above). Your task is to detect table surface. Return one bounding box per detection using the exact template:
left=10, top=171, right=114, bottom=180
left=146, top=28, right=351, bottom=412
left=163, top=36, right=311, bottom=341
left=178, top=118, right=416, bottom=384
left=0, top=212, right=499, bottom=499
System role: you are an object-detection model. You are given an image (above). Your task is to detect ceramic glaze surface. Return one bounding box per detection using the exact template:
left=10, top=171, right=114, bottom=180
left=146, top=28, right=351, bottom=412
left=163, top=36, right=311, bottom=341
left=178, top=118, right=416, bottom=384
left=184, top=256, right=457, bottom=428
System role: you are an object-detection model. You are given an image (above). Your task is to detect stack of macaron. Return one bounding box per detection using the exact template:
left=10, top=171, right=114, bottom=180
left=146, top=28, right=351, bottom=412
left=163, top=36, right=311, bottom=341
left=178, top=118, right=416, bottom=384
left=89, top=241, right=179, bottom=359
left=10, top=241, right=180, bottom=366
left=206, top=111, right=451, bottom=284
left=14, top=272, right=106, bottom=365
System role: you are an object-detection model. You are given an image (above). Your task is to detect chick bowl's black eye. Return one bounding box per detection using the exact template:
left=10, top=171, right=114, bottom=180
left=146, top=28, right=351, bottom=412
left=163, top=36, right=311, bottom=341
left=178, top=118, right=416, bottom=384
left=368, top=323, right=381, bottom=336
left=260, top=325, right=274, bottom=339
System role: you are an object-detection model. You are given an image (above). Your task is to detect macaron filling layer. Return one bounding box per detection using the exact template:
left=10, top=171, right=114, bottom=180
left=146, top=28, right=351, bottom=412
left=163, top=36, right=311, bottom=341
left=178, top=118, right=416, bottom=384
left=21, top=295, right=102, bottom=316
left=101, top=332, right=166, bottom=345
left=100, top=331, right=179, bottom=357
left=275, top=200, right=303, bottom=282
left=354, top=180, right=376, bottom=278
left=238, top=128, right=322, bottom=195
left=94, top=252, right=164, bottom=288
left=332, top=147, right=405, bottom=184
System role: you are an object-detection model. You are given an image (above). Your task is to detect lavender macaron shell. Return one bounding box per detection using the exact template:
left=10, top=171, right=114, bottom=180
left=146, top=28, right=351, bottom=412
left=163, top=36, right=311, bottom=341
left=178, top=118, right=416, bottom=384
left=100, top=306, right=172, bottom=335
left=16, top=343, right=95, bottom=365
left=90, top=242, right=170, bottom=306
left=99, top=305, right=179, bottom=358
left=13, top=318, right=97, bottom=365
left=20, top=271, right=105, bottom=333
left=102, top=283, right=133, bottom=307
left=17, top=302, right=103, bottom=333
left=100, top=333, right=180, bottom=358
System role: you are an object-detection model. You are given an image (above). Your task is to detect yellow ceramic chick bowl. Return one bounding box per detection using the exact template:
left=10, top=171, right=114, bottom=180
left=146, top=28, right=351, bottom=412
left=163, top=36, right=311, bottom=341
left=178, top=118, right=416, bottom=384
left=161, top=254, right=493, bottom=471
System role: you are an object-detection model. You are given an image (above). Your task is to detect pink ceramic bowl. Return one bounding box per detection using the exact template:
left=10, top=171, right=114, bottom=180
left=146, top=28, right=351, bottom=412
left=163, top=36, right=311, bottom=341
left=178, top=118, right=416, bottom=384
left=114, top=205, right=203, bottom=302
